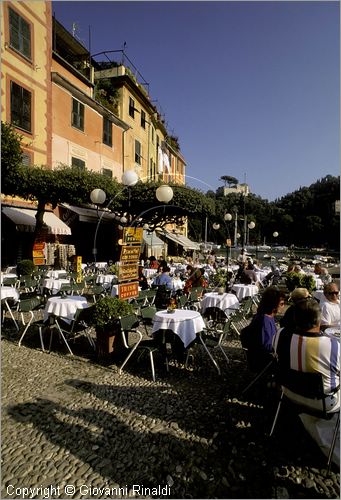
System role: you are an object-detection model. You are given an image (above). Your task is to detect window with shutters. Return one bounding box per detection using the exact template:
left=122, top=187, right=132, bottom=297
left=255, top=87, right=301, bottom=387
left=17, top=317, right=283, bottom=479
left=71, top=98, right=84, bottom=131
left=103, top=117, right=112, bottom=146
left=102, top=168, right=113, bottom=178
left=9, top=7, right=31, bottom=60
left=135, top=140, right=142, bottom=165
left=129, top=97, right=135, bottom=118
left=71, top=157, right=86, bottom=170
left=10, top=81, right=31, bottom=132
left=22, top=152, right=31, bottom=167
left=141, top=110, right=146, bottom=129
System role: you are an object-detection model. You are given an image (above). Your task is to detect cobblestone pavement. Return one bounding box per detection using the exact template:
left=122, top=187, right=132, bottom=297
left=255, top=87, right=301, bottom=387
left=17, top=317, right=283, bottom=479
left=1, top=321, right=340, bottom=499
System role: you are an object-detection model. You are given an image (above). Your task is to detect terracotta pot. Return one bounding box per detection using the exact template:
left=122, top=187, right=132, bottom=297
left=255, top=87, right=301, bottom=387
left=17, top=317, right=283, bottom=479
left=95, top=324, right=125, bottom=358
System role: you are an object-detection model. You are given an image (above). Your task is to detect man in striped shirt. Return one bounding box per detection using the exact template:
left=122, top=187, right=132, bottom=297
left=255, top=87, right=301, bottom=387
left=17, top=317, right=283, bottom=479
left=273, top=299, right=340, bottom=413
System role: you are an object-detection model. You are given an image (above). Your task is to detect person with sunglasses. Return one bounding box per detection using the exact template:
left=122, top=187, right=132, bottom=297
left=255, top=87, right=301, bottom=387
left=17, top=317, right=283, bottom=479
left=320, top=283, right=340, bottom=329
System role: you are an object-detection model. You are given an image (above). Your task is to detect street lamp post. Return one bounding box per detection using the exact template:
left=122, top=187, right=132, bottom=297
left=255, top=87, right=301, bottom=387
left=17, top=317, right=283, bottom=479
left=90, top=170, right=139, bottom=263
left=271, top=231, right=279, bottom=262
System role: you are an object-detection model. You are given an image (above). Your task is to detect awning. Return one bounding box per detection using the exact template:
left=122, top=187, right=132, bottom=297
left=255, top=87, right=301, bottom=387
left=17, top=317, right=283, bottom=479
left=60, top=203, right=117, bottom=223
left=160, top=230, right=200, bottom=250
left=2, top=207, right=71, bottom=235
left=174, top=234, right=200, bottom=251
left=143, top=230, right=164, bottom=247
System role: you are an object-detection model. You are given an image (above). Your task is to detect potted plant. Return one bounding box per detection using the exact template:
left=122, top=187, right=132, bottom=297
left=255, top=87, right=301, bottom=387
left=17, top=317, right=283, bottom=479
left=211, top=268, right=228, bottom=293
left=91, top=296, right=134, bottom=358
left=17, top=259, right=36, bottom=277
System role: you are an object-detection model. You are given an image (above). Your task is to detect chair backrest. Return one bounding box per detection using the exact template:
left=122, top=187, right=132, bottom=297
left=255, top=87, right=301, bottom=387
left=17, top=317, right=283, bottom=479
left=3, top=277, right=17, bottom=287
left=120, top=314, right=140, bottom=332
left=177, top=294, right=188, bottom=309
left=18, top=297, right=42, bottom=313
left=279, top=369, right=326, bottom=401
left=140, top=306, right=157, bottom=321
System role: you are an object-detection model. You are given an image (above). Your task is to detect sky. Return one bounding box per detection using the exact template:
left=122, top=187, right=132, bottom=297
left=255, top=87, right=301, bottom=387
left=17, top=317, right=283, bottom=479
left=52, top=0, right=340, bottom=201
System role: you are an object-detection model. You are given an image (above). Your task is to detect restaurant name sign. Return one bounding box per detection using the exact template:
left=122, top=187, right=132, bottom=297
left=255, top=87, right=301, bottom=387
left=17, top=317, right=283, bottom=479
left=118, top=227, right=142, bottom=299
left=123, top=227, right=143, bottom=245
left=119, top=282, right=139, bottom=300
left=118, top=263, right=139, bottom=282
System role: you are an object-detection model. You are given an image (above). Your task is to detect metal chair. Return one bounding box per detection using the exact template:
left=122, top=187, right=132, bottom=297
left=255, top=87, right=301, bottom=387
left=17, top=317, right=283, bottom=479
left=119, top=314, right=173, bottom=382
left=52, top=305, right=96, bottom=352
left=140, top=305, right=157, bottom=336
left=17, top=297, right=46, bottom=351
left=269, top=368, right=340, bottom=472
left=185, top=314, right=234, bottom=375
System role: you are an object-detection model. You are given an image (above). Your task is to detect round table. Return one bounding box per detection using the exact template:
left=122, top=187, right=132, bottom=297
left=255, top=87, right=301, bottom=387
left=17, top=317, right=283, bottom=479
left=152, top=309, right=205, bottom=348
left=41, top=278, right=70, bottom=295
left=143, top=269, right=158, bottom=279
left=44, top=295, right=88, bottom=322
left=96, top=275, right=117, bottom=288
left=201, top=292, right=239, bottom=315
left=232, top=284, right=259, bottom=300
left=1, top=286, right=20, bottom=301
left=46, top=270, right=68, bottom=279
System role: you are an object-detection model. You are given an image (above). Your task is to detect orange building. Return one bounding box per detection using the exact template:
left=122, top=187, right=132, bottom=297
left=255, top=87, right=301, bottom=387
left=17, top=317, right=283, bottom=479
left=1, top=0, right=52, bottom=166
left=51, top=19, right=129, bottom=179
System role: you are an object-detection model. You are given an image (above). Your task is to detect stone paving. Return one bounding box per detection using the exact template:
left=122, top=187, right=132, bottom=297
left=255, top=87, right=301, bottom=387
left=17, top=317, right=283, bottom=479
left=1, top=322, right=340, bottom=499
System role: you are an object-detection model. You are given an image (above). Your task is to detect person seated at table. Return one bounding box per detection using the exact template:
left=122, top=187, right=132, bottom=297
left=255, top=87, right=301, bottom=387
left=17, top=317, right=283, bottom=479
left=280, top=288, right=310, bottom=330
left=183, top=267, right=208, bottom=295
left=241, top=286, right=285, bottom=373
left=152, top=266, right=172, bottom=290
left=314, top=263, right=332, bottom=285
left=243, top=261, right=259, bottom=285
left=320, top=283, right=340, bottom=329
left=138, top=266, right=149, bottom=291
left=149, top=256, right=159, bottom=269
left=273, top=299, right=340, bottom=413
left=157, top=259, right=168, bottom=274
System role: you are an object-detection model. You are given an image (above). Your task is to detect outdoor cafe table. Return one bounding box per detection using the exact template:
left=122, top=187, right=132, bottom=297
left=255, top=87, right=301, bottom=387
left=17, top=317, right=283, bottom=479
left=96, top=274, right=117, bottom=288
left=41, top=278, right=70, bottom=295
left=44, top=295, right=88, bottom=323
left=1, top=286, right=20, bottom=330
left=143, top=268, right=158, bottom=279
left=232, top=284, right=259, bottom=301
left=200, top=292, right=239, bottom=315
left=152, top=309, right=205, bottom=348
left=46, top=270, right=68, bottom=279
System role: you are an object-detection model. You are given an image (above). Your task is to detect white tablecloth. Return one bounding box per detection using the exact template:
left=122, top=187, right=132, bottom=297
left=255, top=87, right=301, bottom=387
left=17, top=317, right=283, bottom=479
left=41, top=278, right=70, bottom=295
left=255, top=269, right=269, bottom=282
left=95, top=262, right=107, bottom=269
left=313, top=290, right=326, bottom=304
left=172, top=279, right=184, bottom=292
left=152, top=309, right=205, bottom=348
left=44, top=295, right=88, bottom=322
left=96, top=275, right=116, bottom=286
left=232, top=284, right=259, bottom=300
left=46, top=270, right=68, bottom=279
left=1, top=286, right=20, bottom=301
left=143, top=268, right=158, bottom=279
left=201, top=292, right=239, bottom=314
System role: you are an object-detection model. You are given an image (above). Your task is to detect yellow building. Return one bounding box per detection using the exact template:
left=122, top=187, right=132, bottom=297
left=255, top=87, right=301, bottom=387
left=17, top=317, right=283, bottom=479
left=93, top=57, right=186, bottom=186
left=1, top=0, right=52, bottom=166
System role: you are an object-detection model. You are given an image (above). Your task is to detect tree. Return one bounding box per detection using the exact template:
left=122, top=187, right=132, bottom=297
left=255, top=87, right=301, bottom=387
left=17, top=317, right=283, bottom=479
left=1, top=122, right=23, bottom=191
left=220, top=175, right=239, bottom=187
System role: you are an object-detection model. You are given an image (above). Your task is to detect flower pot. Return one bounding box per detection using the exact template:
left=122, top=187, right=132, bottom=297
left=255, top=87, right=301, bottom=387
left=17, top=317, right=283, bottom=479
left=217, top=287, right=225, bottom=295
left=95, top=323, right=125, bottom=358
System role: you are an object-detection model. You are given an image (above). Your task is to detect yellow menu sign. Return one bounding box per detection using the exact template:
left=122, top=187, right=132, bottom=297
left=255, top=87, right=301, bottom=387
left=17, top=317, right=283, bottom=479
left=123, top=227, right=143, bottom=245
